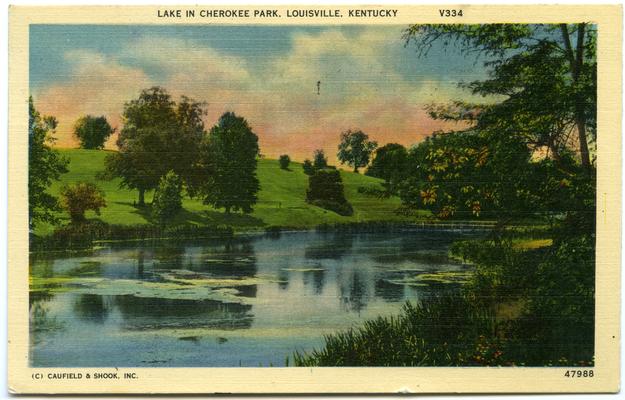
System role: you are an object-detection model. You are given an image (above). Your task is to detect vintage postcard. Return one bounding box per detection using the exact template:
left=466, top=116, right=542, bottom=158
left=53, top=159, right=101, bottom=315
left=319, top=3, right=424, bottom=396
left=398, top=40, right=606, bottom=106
left=7, top=4, right=622, bottom=394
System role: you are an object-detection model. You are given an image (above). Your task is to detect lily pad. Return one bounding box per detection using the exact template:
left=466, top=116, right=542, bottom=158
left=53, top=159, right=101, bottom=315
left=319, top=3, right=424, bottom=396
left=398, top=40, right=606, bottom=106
left=386, top=271, right=473, bottom=286
left=281, top=267, right=325, bottom=272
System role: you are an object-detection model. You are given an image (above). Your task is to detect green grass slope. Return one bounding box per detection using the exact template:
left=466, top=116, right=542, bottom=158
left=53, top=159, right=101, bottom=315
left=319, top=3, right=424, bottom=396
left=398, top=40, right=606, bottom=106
left=36, top=149, right=427, bottom=235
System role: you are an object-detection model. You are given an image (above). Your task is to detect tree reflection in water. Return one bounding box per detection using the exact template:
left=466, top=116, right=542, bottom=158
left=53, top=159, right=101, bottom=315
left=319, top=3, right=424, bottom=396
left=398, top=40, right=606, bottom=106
left=304, top=232, right=354, bottom=260
left=200, top=240, right=257, bottom=278
left=114, top=295, right=254, bottom=330
left=73, top=294, right=112, bottom=323
left=302, top=268, right=325, bottom=295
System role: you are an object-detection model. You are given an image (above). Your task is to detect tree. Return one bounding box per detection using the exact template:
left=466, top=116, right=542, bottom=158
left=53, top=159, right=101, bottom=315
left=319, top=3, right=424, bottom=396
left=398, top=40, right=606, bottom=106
left=366, top=143, right=408, bottom=192
left=313, top=149, right=328, bottom=170
left=279, top=154, right=291, bottom=170
left=302, top=159, right=315, bottom=175
left=152, top=170, right=183, bottom=223
left=404, top=24, right=596, bottom=171
left=337, top=130, right=378, bottom=173
left=199, top=112, right=260, bottom=214
left=73, top=115, right=115, bottom=149
left=104, top=87, right=206, bottom=206
left=29, top=97, right=69, bottom=228
left=306, top=169, right=353, bottom=216
left=60, top=182, right=106, bottom=224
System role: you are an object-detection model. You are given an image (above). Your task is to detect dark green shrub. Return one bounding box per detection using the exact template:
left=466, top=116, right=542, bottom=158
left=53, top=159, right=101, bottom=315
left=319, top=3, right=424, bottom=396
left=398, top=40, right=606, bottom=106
left=278, top=154, right=290, bottom=170
left=152, top=170, right=183, bottom=223
left=302, top=159, right=314, bottom=175
left=310, top=199, right=353, bottom=216
left=306, top=169, right=352, bottom=216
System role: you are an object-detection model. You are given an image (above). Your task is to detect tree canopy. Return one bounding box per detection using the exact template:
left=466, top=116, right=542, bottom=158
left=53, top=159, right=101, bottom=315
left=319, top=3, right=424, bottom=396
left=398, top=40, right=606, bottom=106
left=366, top=143, right=408, bottom=193
left=404, top=23, right=596, bottom=171
left=73, top=115, right=115, bottom=150
left=29, top=97, right=69, bottom=228
left=313, top=149, right=328, bottom=170
left=198, top=112, right=260, bottom=214
left=337, top=130, right=378, bottom=173
left=104, top=87, right=206, bottom=205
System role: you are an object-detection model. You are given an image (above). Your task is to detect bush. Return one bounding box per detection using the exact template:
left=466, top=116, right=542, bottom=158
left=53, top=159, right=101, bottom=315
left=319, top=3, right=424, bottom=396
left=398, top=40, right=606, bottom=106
left=60, top=182, right=106, bottom=224
left=310, top=199, right=353, bottom=216
left=279, top=154, right=290, bottom=170
left=302, top=159, right=314, bottom=175
left=152, top=171, right=183, bottom=223
left=306, top=169, right=353, bottom=216
left=313, top=149, right=328, bottom=169
left=510, top=234, right=595, bottom=365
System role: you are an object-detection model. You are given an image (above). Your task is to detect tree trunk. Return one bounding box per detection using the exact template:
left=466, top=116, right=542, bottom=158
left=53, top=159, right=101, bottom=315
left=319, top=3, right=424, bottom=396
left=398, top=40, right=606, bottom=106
left=575, top=114, right=591, bottom=169
left=560, top=23, right=592, bottom=170
left=70, top=212, right=86, bottom=225
left=138, top=188, right=145, bottom=207
left=354, top=166, right=359, bottom=173
left=225, top=206, right=231, bottom=214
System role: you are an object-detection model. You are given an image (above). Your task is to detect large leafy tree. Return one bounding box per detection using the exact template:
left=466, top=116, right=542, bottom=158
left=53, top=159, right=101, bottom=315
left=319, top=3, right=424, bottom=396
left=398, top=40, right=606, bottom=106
left=198, top=112, right=260, bottom=214
left=366, top=143, right=408, bottom=193
left=28, top=97, right=69, bottom=228
left=337, top=130, right=378, bottom=173
left=104, top=87, right=206, bottom=206
left=73, top=115, right=115, bottom=149
left=399, top=129, right=566, bottom=226
left=404, top=24, right=596, bottom=170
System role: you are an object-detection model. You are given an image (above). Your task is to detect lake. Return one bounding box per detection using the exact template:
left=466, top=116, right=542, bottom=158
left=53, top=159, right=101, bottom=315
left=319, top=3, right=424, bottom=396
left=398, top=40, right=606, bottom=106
left=29, top=229, right=476, bottom=367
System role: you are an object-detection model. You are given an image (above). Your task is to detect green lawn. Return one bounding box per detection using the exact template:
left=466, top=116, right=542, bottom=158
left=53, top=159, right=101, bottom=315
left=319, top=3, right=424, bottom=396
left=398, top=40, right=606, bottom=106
left=36, top=149, right=427, bottom=236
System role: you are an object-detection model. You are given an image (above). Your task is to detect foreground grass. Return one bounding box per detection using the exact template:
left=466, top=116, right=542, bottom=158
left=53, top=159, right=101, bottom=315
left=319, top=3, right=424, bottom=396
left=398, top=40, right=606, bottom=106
left=293, top=295, right=500, bottom=367
left=36, top=149, right=429, bottom=236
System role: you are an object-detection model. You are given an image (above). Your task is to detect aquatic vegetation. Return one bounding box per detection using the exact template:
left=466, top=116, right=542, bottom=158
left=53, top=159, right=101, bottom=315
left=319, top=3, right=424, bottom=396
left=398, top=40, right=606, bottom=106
left=67, top=261, right=102, bottom=276
left=386, top=271, right=473, bottom=286
left=281, top=267, right=325, bottom=272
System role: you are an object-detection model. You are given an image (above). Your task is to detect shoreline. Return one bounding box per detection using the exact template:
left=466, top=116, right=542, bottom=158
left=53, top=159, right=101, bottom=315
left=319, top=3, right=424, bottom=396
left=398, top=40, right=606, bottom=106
left=28, top=219, right=520, bottom=255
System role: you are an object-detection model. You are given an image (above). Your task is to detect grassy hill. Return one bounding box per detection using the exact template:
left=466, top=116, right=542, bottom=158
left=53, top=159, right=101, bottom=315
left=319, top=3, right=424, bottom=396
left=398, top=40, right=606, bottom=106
left=35, top=149, right=428, bottom=236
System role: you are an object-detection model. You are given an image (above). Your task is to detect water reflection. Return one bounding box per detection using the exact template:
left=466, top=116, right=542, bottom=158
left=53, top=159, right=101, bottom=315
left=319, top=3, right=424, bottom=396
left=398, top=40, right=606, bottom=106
left=200, top=240, right=257, bottom=278
left=114, top=295, right=253, bottom=330
left=304, top=232, right=354, bottom=260
left=302, top=268, right=325, bottom=295
left=374, top=278, right=405, bottom=302
left=29, top=229, right=478, bottom=367
left=338, top=268, right=370, bottom=313
left=73, top=294, right=111, bottom=323
left=30, top=299, right=64, bottom=345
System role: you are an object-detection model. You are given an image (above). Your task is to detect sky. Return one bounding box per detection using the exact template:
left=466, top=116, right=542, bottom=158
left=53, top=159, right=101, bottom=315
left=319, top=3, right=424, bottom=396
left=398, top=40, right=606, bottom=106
left=30, top=24, right=488, bottom=162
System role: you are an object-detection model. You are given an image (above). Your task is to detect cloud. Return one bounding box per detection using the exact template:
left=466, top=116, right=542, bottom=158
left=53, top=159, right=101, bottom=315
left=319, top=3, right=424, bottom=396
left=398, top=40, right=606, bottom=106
left=32, top=50, right=153, bottom=148
left=33, top=27, right=469, bottom=163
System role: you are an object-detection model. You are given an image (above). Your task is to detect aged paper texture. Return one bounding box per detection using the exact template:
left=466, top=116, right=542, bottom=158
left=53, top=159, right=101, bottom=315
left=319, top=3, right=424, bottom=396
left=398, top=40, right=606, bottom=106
left=7, top=4, right=622, bottom=394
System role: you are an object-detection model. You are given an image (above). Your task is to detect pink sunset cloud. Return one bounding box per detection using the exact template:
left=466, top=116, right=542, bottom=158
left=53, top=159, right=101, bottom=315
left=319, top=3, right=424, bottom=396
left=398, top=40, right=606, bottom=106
left=32, top=28, right=474, bottom=165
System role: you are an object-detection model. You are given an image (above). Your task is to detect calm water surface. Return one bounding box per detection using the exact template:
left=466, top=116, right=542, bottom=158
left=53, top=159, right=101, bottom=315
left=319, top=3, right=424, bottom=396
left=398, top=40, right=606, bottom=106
left=29, top=229, right=475, bottom=367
